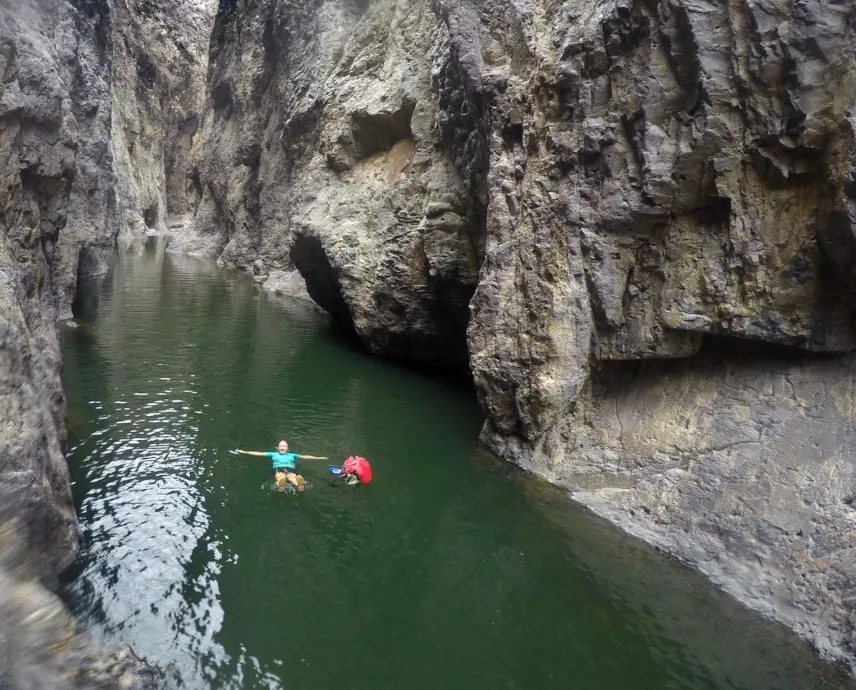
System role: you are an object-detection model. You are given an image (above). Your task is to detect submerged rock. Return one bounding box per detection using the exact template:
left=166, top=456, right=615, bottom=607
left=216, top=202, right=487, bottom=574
left=261, top=268, right=323, bottom=306
left=182, top=0, right=856, bottom=672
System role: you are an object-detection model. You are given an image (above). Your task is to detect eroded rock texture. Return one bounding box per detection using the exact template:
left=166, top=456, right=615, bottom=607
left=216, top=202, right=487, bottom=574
left=177, top=0, right=481, bottom=365
left=0, top=0, right=115, bottom=587
left=0, top=0, right=211, bottom=686
left=501, top=343, right=856, bottom=666
left=110, top=0, right=215, bottom=238
left=187, top=0, right=856, bottom=669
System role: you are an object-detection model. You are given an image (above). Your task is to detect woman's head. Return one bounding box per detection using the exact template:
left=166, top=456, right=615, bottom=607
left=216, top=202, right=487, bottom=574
left=277, top=440, right=289, bottom=453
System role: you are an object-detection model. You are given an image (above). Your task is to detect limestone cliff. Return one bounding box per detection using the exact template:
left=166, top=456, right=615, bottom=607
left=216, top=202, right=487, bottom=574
left=0, top=0, right=212, bottom=686
left=184, top=0, right=856, bottom=671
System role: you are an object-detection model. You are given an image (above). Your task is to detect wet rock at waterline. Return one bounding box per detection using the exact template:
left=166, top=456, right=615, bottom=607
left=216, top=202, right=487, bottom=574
left=179, top=0, right=856, bottom=671
left=0, top=526, right=162, bottom=689
left=0, top=0, right=213, bottom=686
left=489, top=344, right=856, bottom=664
left=0, top=0, right=855, bottom=681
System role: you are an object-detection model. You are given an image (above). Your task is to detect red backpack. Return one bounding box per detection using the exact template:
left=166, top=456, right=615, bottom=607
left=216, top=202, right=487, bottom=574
left=342, top=455, right=372, bottom=484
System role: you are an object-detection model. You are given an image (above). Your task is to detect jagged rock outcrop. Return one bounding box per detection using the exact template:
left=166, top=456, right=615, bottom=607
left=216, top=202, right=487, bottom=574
left=175, top=0, right=480, bottom=366
left=185, top=0, right=856, bottom=671
left=0, top=0, right=116, bottom=588
left=0, top=0, right=212, bottom=686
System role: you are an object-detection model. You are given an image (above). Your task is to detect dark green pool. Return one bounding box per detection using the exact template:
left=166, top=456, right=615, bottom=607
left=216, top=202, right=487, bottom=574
left=60, top=241, right=856, bottom=690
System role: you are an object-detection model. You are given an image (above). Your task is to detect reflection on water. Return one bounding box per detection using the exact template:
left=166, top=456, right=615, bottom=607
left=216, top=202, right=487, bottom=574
left=60, top=244, right=856, bottom=690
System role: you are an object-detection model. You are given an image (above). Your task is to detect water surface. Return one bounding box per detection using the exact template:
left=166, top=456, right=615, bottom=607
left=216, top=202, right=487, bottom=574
left=61, top=242, right=856, bottom=690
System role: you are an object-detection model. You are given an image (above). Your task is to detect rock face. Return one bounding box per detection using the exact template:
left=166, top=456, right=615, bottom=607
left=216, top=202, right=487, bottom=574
left=110, top=0, right=215, bottom=239
left=185, top=0, right=856, bottom=671
left=0, top=0, right=212, bottom=686
left=4, top=0, right=853, bottom=680
left=175, top=0, right=481, bottom=366
left=0, top=0, right=129, bottom=684
left=0, top=0, right=116, bottom=587
left=494, top=343, right=856, bottom=663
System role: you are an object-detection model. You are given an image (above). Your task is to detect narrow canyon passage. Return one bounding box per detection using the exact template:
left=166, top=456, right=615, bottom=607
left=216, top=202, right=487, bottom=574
left=1, top=0, right=854, bottom=685
left=59, top=244, right=856, bottom=690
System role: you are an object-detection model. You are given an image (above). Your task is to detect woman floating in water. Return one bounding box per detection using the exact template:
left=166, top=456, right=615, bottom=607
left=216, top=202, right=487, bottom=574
left=232, top=440, right=327, bottom=492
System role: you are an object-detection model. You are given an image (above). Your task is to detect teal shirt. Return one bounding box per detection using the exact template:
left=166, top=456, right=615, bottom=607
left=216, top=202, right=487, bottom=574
left=266, top=451, right=299, bottom=470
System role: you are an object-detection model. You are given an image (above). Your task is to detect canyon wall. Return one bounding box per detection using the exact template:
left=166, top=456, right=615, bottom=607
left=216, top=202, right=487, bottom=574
left=0, top=0, right=115, bottom=592
left=174, top=0, right=480, bottom=365
left=184, top=0, right=856, bottom=670
left=110, top=0, right=214, bottom=239
left=0, top=0, right=212, bottom=685
left=1, top=0, right=853, bottom=680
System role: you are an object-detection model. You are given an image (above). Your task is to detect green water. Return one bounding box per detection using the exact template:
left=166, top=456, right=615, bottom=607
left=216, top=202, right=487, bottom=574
left=61, top=242, right=855, bottom=690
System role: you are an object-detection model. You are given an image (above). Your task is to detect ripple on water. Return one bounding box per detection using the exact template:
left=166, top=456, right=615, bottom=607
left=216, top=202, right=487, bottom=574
left=60, top=247, right=856, bottom=690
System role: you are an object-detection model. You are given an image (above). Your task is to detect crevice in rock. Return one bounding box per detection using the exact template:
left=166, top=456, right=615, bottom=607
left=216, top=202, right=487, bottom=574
left=212, top=80, right=234, bottom=118
left=143, top=204, right=157, bottom=229
left=290, top=234, right=356, bottom=334
left=350, top=99, right=416, bottom=159
left=697, top=333, right=842, bottom=362
left=72, top=244, right=107, bottom=320
left=252, top=17, right=277, bottom=106
left=135, top=51, right=157, bottom=90
left=18, top=168, right=70, bottom=247
left=165, top=115, right=200, bottom=215
left=77, top=244, right=103, bottom=279
left=657, top=0, right=704, bottom=113
left=69, top=0, right=112, bottom=60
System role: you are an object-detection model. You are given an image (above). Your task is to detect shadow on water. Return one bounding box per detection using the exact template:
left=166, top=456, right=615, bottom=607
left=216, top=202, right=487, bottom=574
left=59, top=242, right=856, bottom=690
